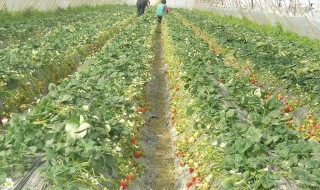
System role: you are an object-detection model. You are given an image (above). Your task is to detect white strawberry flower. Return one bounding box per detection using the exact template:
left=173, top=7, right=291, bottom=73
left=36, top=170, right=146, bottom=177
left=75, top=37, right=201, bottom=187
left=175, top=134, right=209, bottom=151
left=3, top=178, right=14, bottom=189
left=82, top=105, right=89, bottom=111
left=212, top=141, right=218, bottom=146
left=220, top=142, right=227, bottom=148
left=2, top=117, right=8, bottom=124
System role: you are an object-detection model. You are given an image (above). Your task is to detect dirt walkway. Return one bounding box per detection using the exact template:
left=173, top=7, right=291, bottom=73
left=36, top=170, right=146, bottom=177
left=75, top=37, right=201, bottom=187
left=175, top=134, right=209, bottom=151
left=147, top=23, right=175, bottom=190
left=128, top=23, right=175, bottom=190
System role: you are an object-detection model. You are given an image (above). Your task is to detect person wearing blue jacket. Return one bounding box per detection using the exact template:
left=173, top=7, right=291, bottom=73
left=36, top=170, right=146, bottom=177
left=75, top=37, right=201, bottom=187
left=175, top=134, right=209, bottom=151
left=156, top=0, right=168, bottom=23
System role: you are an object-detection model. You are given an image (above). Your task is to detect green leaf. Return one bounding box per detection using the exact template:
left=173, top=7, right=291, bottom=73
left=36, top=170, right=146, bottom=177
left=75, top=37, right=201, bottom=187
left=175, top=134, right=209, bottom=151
left=65, top=122, right=91, bottom=139
left=289, top=155, right=299, bottom=167
left=48, top=83, right=57, bottom=92
left=76, top=122, right=91, bottom=138
left=226, top=109, right=235, bottom=118
left=254, top=88, right=261, bottom=97
left=65, top=122, right=78, bottom=139
left=246, top=127, right=262, bottom=142
left=268, top=110, right=281, bottom=119
left=248, top=111, right=261, bottom=123
left=266, top=95, right=276, bottom=109
left=313, top=84, right=320, bottom=93
left=29, top=146, right=37, bottom=154
left=47, top=149, right=55, bottom=161
left=60, top=94, right=73, bottom=102
left=186, top=107, right=194, bottom=116
left=262, top=116, right=271, bottom=125
left=105, top=124, right=111, bottom=133
left=222, top=180, right=234, bottom=189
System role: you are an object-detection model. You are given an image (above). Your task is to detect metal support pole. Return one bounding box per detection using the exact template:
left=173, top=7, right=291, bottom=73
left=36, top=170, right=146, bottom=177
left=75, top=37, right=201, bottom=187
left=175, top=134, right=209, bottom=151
left=22, top=0, right=32, bottom=11
left=49, top=0, right=57, bottom=10
left=37, top=0, right=46, bottom=10
left=0, top=0, right=9, bottom=10
left=78, top=0, right=84, bottom=6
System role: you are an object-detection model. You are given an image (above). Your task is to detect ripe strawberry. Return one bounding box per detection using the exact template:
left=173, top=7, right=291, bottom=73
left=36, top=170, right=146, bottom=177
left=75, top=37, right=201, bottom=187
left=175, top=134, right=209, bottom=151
left=309, top=130, right=313, bottom=135
left=249, top=73, right=254, bottom=77
left=186, top=182, right=193, bottom=187
left=136, top=107, right=143, bottom=113
left=285, top=106, right=291, bottom=112
left=251, top=79, right=258, bottom=85
left=119, top=181, right=127, bottom=189
left=131, top=137, right=137, bottom=144
left=125, top=174, right=131, bottom=182
left=191, top=177, right=197, bottom=182
left=134, top=152, right=141, bottom=159
left=189, top=167, right=194, bottom=173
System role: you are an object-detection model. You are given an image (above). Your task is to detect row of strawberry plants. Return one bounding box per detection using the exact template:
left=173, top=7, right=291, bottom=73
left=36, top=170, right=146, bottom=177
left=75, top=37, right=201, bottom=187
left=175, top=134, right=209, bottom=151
left=173, top=9, right=320, bottom=140
left=164, top=11, right=320, bottom=189
left=181, top=10, right=320, bottom=96
left=0, top=5, right=129, bottom=47
left=174, top=9, right=320, bottom=110
left=0, top=6, right=135, bottom=120
left=0, top=13, right=156, bottom=190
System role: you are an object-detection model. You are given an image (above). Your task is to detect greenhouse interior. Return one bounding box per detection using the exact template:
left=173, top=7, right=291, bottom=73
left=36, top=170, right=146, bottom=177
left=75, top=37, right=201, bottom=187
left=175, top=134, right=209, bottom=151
left=0, top=0, right=320, bottom=189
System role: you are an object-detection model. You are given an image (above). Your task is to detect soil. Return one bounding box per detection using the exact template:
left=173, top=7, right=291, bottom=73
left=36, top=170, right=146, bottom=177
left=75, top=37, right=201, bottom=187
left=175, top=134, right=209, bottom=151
left=128, top=23, right=175, bottom=190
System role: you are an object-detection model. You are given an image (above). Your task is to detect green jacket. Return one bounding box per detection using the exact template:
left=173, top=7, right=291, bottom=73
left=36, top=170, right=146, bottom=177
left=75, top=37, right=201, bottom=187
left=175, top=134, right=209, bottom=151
left=156, top=3, right=166, bottom=16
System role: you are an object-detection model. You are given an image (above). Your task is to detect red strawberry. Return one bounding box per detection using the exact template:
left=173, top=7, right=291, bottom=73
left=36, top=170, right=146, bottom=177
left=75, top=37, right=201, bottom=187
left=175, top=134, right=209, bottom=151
left=249, top=73, right=254, bottom=77
left=191, top=177, right=197, bottom=182
left=131, top=137, right=137, bottom=144
left=134, top=152, right=141, bottom=158
left=186, top=182, right=193, bottom=187
left=309, top=130, right=313, bottom=135
left=285, top=106, right=291, bottom=112
left=119, top=181, right=127, bottom=189
left=136, top=107, right=143, bottom=113
left=125, top=175, right=131, bottom=182
left=189, top=167, right=194, bottom=173
left=251, top=79, right=258, bottom=85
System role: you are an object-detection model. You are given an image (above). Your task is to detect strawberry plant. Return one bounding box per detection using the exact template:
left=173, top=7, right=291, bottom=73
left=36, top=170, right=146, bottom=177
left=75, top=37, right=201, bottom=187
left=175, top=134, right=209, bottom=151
left=163, top=11, right=320, bottom=189
left=173, top=8, right=320, bottom=141
left=0, top=5, right=136, bottom=120
left=0, top=11, right=156, bottom=189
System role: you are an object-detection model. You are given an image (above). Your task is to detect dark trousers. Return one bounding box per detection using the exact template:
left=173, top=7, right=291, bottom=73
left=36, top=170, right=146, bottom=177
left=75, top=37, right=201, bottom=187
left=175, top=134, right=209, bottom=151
left=157, top=15, right=163, bottom=23
left=137, top=3, right=147, bottom=17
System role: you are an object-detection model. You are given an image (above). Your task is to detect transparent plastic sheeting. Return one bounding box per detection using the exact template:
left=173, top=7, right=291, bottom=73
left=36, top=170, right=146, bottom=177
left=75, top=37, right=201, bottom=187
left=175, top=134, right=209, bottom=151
left=0, top=0, right=130, bottom=11
left=166, top=0, right=196, bottom=9
left=194, top=0, right=320, bottom=39
left=1, top=0, right=320, bottom=39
